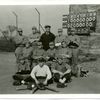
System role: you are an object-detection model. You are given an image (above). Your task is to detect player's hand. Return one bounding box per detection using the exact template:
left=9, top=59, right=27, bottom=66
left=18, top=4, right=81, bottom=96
left=46, top=56, right=50, bottom=60
left=52, top=70, right=57, bottom=73
left=43, top=80, right=47, bottom=85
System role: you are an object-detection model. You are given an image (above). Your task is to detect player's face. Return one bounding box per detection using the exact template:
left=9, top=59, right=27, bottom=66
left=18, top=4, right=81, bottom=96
left=58, top=59, right=63, bottom=64
left=32, top=29, right=36, bottom=34
left=45, top=27, right=50, bottom=32
left=26, top=43, right=30, bottom=48
left=18, top=31, right=23, bottom=36
left=49, top=44, right=54, bottom=49
left=39, top=62, right=44, bottom=67
left=38, top=44, right=42, bottom=49
left=58, top=31, right=62, bottom=36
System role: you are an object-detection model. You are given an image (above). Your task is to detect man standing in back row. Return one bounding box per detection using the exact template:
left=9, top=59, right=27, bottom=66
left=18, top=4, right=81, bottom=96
left=14, top=28, right=27, bottom=72
left=67, top=28, right=80, bottom=76
left=39, top=25, right=55, bottom=51
left=28, top=26, right=41, bottom=48
left=55, top=28, right=67, bottom=45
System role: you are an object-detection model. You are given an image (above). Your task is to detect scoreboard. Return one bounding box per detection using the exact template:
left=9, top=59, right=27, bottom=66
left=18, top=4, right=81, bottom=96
left=62, top=11, right=97, bottom=35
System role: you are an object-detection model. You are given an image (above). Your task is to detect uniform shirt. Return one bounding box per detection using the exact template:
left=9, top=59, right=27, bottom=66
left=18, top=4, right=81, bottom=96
left=31, top=64, right=52, bottom=80
left=13, top=34, right=26, bottom=45
left=55, top=35, right=67, bottom=44
left=56, top=47, right=72, bottom=59
left=43, top=48, right=56, bottom=62
left=46, top=48, right=56, bottom=58
left=28, top=33, right=40, bottom=43
left=15, top=46, right=23, bottom=60
left=22, top=47, right=33, bottom=59
left=39, top=32, right=55, bottom=50
left=54, top=62, right=71, bottom=73
left=32, top=48, right=45, bottom=59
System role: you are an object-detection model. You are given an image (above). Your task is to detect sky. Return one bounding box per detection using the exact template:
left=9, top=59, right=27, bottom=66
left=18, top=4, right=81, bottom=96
left=0, top=5, right=69, bottom=36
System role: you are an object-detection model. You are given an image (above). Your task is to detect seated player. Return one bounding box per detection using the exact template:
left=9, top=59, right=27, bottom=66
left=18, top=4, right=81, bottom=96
left=20, top=58, right=52, bottom=89
left=47, top=42, right=56, bottom=58
left=13, top=41, right=32, bottom=86
left=30, top=58, right=52, bottom=85
left=52, top=57, right=71, bottom=86
left=15, top=44, right=24, bottom=72
left=32, top=42, right=45, bottom=68
left=56, top=40, right=72, bottom=65
left=21, top=41, right=33, bottom=71
left=44, top=42, right=56, bottom=69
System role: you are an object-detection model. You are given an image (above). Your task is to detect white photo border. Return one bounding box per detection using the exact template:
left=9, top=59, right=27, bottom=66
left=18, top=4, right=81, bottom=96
left=0, top=0, right=100, bottom=99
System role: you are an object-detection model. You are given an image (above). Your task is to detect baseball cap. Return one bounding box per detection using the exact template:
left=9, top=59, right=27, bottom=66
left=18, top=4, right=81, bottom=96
left=45, top=25, right=51, bottom=28
left=32, top=26, right=37, bottom=30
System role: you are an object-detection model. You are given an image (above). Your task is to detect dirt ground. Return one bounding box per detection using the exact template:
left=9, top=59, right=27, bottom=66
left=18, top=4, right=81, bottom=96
left=0, top=53, right=100, bottom=94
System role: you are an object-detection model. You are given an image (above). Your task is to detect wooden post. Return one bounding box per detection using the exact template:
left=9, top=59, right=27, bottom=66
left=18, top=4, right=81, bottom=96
left=35, top=8, right=40, bottom=33
left=12, top=12, right=18, bottom=33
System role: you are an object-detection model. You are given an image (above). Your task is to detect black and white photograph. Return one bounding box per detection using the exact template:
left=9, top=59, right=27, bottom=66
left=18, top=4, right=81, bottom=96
left=0, top=4, right=100, bottom=94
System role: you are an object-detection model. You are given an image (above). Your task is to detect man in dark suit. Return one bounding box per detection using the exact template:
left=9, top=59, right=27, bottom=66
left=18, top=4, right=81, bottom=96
left=39, top=25, right=55, bottom=51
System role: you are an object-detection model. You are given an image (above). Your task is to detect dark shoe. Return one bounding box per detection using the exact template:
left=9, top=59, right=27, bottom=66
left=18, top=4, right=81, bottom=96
left=57, top=83, right=66, bottom=88
left=27, top=83, right=35, bottom=90
left=13, top=80, right=21, bottom=86
left=12, top=74, right=23, bottom=81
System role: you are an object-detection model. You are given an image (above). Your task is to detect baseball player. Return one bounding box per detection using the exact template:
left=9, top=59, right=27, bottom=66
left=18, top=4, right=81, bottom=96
left=67, top=28, right=80, bottom=76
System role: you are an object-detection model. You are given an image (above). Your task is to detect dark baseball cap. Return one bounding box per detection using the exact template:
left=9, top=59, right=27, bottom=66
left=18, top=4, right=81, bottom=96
left=45, top=25, right=51, bottom=28
left=32, top=26, right=37, bottom=30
